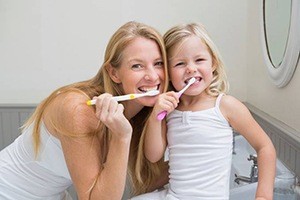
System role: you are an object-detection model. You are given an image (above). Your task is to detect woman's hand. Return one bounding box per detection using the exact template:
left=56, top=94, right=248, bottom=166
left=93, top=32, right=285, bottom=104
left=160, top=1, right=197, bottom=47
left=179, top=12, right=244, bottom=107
left=151, top=91, right=179, bottom=117
left=94, top=93, right=132, bottom=140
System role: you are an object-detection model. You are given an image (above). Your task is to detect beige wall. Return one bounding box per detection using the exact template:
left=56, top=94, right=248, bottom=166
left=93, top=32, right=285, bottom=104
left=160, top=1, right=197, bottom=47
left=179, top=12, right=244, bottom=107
left=246, top=1, right=300, bottom=132
left=0, top=0, right=247, bottom=104
left=1, top=0, right=299, bottom=133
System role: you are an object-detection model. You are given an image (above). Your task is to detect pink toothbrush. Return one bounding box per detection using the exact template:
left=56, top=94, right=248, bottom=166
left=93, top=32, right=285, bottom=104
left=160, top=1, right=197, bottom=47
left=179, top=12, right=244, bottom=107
left=157, top=77, right=196, bottom=120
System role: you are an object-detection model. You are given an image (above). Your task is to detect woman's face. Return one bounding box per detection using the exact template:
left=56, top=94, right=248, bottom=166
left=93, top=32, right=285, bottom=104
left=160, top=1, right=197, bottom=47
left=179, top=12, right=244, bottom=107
left=110, top=37, right=165, bottom=107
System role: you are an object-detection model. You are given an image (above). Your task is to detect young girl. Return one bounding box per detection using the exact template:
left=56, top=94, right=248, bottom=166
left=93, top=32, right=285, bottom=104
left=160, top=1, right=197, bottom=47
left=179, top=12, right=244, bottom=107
left=133, top=23, right=276, bottom=200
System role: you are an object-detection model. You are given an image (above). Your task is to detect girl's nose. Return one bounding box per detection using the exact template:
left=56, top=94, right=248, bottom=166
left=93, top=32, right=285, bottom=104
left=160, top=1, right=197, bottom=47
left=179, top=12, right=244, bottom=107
left=186, top=65, right=197, bottom=74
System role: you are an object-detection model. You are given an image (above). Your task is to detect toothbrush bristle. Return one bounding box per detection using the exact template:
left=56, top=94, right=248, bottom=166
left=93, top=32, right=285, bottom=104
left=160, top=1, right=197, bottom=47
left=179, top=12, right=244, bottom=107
left=147, top=90, right=160, bottom=96
left=190, top=77, right=196, bottom=84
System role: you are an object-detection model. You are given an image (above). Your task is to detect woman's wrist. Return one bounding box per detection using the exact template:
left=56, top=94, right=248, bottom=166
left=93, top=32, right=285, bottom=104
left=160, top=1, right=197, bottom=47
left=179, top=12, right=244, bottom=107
left=149, top=109, right=161, bottom=122
left=110, top=132, right=132, bottom=144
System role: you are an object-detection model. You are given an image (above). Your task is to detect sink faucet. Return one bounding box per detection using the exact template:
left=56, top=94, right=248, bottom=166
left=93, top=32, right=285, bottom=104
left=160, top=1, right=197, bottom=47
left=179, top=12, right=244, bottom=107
left=234, top=154, right=258, bottom=184
left=232, top=131, right=239, bottom=155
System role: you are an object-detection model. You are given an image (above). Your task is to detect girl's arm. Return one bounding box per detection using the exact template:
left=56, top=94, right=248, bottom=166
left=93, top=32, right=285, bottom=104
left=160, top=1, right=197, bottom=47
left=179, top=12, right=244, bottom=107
left=220, top=95, right=276, bottom=200
left=45, top=92, right=132, bottom=200
left=144, top=92, right=179, bottom=163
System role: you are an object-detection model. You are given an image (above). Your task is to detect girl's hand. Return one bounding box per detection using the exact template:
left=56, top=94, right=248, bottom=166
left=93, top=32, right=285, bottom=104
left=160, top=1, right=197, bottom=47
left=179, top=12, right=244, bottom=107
left=93, top=93, right=132, bottom=140
left=152, top=91, right=179, bottom=117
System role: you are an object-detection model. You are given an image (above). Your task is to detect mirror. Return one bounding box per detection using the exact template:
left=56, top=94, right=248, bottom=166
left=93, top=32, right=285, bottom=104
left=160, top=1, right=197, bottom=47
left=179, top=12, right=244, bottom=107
left=264, top=0, right=291, bottom=67
left=262, top=0, right=300, bottom=87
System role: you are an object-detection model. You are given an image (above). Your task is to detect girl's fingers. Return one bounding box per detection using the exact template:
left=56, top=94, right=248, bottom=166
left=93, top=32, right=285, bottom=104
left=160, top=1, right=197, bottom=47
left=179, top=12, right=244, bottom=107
left=153, top=92, right=179, bottom=115
left=164, top=101, right=177, bottom=113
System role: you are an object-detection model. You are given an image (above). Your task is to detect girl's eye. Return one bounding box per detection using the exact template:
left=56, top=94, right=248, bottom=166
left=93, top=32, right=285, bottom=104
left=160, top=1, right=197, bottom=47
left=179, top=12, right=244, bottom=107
left=196, top=58, right=205, bottom=63
left=155, top=61, right=164, bottom=67
left=131, top=64, right=142, bottom=70
left=174, top=62, right=185, bottom=67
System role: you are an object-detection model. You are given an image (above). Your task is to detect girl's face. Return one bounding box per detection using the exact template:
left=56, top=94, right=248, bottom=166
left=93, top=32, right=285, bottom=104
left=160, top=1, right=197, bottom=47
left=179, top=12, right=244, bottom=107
left=109, top=37, right=165, bottom=107
left=168, top=35, right=213, bottom=97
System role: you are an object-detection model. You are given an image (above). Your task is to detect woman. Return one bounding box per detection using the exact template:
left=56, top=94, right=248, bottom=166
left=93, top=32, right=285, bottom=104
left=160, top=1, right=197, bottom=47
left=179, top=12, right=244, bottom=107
left=0, top=21, right=169, bottom=200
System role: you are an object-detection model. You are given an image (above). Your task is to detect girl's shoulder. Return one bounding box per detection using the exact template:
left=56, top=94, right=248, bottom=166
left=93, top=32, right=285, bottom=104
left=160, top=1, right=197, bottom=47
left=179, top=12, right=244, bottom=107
left=219, top=94, right=248, bottom=120
left=220, top=94, right=242, bottom=107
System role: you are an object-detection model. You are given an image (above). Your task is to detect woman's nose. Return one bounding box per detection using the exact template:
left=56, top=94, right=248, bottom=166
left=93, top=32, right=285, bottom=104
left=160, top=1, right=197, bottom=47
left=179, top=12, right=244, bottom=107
left=144, top=67, right=159, bottom=81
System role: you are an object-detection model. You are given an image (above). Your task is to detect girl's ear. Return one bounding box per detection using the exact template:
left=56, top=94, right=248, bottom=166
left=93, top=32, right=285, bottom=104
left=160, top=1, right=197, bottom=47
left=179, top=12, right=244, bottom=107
left=212, top=65, right=217, bottom=71
left=106, top=64, right=122, bottom=83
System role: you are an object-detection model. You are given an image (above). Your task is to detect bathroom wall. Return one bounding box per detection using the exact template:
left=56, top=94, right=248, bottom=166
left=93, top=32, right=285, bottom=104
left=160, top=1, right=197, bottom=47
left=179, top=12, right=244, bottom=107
left=0, top=0, right=248, bottom=104
left=1, top=0, right=300, bottom=197
left=246, top=1, right=300, bottom=132
left=245, top=1, right=300, bottom=178
left=2, top=2, right=298, bottom=135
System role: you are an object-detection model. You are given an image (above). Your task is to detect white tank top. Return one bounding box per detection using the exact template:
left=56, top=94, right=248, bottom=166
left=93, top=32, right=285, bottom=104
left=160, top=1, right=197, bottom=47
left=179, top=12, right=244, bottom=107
left=0, top=122, right=72, bottom=200
left=166, top=94, right=233, bottom=200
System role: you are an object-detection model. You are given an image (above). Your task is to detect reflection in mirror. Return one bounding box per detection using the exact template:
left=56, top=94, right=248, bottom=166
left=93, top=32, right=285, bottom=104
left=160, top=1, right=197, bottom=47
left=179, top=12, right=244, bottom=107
left=262, top=0, right=300, bottom=88
left=264, top=0, right=291, bottom=67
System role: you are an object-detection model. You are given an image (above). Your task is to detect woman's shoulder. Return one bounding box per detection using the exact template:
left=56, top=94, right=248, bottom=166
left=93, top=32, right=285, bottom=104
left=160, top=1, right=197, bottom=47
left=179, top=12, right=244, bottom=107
left=44, top=91, right=99, bottom=136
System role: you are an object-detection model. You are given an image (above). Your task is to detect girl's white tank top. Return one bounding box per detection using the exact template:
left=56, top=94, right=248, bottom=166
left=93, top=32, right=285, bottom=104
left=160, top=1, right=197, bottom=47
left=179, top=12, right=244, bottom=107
left=166, top=93, right=233, bottom=199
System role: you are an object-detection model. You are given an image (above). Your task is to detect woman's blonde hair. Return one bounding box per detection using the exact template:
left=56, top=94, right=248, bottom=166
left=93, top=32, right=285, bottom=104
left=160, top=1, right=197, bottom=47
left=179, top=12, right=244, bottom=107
left=23, top=21, right=168, bottom=195
left=163, top=23, right=229, bottom=96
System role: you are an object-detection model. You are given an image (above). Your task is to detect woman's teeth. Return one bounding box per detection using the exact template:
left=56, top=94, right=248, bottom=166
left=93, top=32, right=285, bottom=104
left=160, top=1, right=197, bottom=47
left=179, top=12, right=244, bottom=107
left=138, top=86, right=158, bottom=93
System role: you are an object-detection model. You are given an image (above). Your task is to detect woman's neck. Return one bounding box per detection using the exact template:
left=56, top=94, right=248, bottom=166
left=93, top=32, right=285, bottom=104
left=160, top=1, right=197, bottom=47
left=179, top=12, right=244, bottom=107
left=123, top=101, right=144, bottom=120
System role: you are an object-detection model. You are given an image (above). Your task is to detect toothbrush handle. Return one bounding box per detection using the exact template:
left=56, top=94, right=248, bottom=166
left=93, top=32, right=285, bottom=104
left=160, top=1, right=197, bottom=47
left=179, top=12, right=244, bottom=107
left=157, top=111, right=167, bottom=121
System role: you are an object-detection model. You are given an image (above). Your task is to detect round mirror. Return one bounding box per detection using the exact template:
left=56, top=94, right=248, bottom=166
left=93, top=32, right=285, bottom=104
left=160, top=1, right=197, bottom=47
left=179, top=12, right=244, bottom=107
left=262, top=0, right=300, bottom=87
left=264, top=0, right=291, bottom=67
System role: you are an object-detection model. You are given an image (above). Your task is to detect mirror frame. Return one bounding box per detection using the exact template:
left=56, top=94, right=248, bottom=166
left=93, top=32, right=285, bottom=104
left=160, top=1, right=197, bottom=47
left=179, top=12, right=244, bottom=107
left=262, top=0, right=300, bottom=88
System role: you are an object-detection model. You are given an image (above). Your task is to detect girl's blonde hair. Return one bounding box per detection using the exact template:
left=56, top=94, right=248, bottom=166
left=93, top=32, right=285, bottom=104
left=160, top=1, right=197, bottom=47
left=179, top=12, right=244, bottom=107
left=23, top=21, right=168, bottom=196
left=163, top=23, right=229, bottom=96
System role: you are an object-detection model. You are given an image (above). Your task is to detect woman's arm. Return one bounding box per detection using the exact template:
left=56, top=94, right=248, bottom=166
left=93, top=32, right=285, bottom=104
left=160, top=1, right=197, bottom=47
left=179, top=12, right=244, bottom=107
left=144, top=92, right=179, bottom=163
left=148, top=162, right=169, bottom=191
left=45, top=92, right=132, bottom=200
left=220, top=95, right=276, bottom=200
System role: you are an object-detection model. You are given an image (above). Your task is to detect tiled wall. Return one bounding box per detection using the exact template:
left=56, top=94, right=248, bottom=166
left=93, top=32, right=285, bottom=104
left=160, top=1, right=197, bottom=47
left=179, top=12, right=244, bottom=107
left=0, top=105, right=77, bottom=199
left=246, top=103, right=300, bottom=179
left=1, top=103, right=299, bottom=194
left=0, top=105, right=35, bottom=150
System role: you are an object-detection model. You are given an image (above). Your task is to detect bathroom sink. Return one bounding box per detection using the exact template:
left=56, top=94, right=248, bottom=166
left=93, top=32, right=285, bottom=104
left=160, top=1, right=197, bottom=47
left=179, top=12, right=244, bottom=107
left=230, top=182, right=257, bottom=200
left=124, top=134, right=295, bottom=200
left=229, top=135, right=296, bottom=200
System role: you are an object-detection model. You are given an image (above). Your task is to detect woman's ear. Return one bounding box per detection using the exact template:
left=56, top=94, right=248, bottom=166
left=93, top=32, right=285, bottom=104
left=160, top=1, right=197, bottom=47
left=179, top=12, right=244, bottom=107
left=106, top=64, right=122, bottom=83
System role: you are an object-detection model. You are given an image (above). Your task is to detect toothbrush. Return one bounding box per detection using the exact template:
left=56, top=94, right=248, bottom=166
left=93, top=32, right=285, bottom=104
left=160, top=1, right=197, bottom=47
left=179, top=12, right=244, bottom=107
left=87, top=90, right=160, bottom=106
left=157, top=77, right=196, bottom=120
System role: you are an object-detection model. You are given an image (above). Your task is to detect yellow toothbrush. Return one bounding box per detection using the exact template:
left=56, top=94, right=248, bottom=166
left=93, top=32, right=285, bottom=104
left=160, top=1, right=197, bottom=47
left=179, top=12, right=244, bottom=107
left=87, top=90, right=160, bottom=106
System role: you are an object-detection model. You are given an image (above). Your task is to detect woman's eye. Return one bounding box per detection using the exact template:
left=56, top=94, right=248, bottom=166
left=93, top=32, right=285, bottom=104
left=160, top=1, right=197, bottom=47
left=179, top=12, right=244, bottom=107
left=155, top=61, right=164, bottom=67
left=132, top=64, right=142, bottom=69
